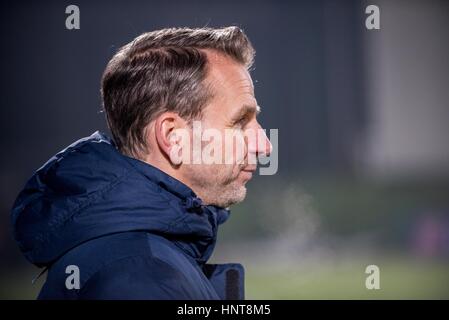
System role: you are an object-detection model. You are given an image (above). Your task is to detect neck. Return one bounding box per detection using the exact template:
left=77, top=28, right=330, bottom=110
left=142, top=153, right=203, bottom=199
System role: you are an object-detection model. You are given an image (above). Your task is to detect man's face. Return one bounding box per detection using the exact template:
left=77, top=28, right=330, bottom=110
left=180, top=51, right=271, bottom=208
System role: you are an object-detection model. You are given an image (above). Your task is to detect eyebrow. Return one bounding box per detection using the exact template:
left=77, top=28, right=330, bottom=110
left=230, top=104, right=261, bottom=123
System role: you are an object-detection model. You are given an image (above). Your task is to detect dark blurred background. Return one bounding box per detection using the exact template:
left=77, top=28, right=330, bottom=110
left=1, top=0, right=448, bottom=299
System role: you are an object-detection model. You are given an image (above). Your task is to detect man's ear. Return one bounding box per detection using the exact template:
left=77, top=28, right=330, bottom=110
left=154, top=112, right=186, bottom=165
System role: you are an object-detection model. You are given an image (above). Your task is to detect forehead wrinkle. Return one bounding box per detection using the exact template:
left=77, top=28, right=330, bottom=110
left=205, top=53, right=253, bottom=95
left=235, top=79, right=254, bottom=95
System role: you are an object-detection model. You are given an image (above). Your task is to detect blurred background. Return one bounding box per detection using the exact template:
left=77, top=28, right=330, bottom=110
left=1, top=0, right=448, bottom=299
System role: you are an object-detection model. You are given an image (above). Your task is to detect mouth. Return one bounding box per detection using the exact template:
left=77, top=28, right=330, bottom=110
left=241, top=166, right=257, bottom=173
left=240, top=166, right=257, bottom=181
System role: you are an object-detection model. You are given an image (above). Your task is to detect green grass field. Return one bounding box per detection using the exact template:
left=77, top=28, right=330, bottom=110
left=245, top=257, right=449, bottom=299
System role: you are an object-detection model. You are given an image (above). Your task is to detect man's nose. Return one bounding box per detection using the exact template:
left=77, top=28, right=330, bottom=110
left=246, top=123, right=272, bottom=157
left=257, top=126, right=272, bottom=157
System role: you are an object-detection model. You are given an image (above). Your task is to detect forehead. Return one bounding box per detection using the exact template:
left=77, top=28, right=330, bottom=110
left=204, top=50, right=255, bottom=103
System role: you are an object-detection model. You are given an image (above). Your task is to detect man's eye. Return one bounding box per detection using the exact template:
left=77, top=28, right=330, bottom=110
left=234, top=118, right=247, bottom=128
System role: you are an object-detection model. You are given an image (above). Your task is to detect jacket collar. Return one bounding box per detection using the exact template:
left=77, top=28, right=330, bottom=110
left=121, top=144, right=231, bottom=264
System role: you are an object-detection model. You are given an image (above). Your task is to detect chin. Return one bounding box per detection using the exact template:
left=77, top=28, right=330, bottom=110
left=213, top=185, right=247, bottom=208
left=229, top=185, right=248, bottom=206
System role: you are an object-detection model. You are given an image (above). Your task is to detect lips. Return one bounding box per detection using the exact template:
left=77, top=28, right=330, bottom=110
left=240, top=166, right=256, bottom=182
left=241, top=166, right=257, bottom=173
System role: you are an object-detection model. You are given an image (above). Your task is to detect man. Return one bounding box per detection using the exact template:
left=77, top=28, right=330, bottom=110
left=11, top=26, right=271, bottom=299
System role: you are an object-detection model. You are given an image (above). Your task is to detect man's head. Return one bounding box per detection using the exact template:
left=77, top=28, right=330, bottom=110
left=102, top=27, right=271, bottom=208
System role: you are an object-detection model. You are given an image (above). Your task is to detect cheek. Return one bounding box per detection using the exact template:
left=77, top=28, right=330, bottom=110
left=212, top=163, right=240, bottom=181
left=235, top=138, right=248, bottom=165
left=223, top=131, right=247, bottom=164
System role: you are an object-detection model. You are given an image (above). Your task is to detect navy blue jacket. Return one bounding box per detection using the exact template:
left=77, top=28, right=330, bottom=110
left=11, top=131, right=244, bottom=300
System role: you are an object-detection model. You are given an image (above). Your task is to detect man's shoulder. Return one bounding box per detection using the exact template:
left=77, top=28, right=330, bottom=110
left=48, top=231, right=189, bottom=278
left=55, top=231, right=153, bottom=268
left=39, top=231, right=203, bottom=299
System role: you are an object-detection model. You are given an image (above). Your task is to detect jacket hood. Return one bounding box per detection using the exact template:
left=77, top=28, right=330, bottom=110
left=11, top=131, right=230, bottom=267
